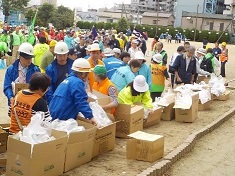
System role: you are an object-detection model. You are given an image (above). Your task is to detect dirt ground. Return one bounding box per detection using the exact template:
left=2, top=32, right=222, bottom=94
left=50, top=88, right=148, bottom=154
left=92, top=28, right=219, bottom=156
left=0, top=39, right=234, bottom=176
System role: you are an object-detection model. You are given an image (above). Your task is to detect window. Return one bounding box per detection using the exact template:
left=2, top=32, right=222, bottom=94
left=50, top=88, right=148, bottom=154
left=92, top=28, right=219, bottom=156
left=220, top=23, right=224, bottom=31
left=209, top=22, right=214, bottom=30
left=153, top=20, right=157, bottom=24
left=107, top=19, right=113, bottom=23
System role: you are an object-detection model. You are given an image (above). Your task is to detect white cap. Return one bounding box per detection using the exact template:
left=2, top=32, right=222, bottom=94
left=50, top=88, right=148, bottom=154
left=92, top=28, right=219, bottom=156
left=113, top=48, right=121, bottom=54
left=71, top=58, right=91, bottom=72
left=196, top=48, right=206, bottom=56
left=135, top=51, right=145, bottom=60
left=54, top=42, right=69, bottom=55
left=133, top=75, right=149, bottom=92
left=89, top=43, right=100, bottom=52
left=152, top=53, right=163, bottom=63
left=104, top=48, right=114, bottom=57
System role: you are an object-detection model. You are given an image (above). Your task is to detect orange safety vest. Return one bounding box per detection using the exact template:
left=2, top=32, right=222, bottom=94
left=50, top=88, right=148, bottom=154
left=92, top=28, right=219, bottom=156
left=87, top=57, right=104, bottom=91
left=10, top=91, right=41, bottom=133
left=93, top=78, right=117, bottom=114
left=151, top=63, right=167, bottom=86
left=219, top=49, right=228, bottom=62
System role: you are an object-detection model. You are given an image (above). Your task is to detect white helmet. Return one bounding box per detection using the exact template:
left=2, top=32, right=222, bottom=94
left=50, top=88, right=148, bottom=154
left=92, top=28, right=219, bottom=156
left=71, top=58, right=91, bottom=72
left=54, top=41, right=69, bottom=55
left=152, top=53, right=163, bottom=63
left=18, top=42, right=34, bottom=56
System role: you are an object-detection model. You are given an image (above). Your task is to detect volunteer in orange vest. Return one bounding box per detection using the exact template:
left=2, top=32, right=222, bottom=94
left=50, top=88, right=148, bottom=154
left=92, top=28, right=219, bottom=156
left=219, top=42, right=228, bottom=77
left=87, top=43, right=104, bottom=90
left=93, top=65, right=118, bottom=114
left=10, top=72, right=51, bottom=133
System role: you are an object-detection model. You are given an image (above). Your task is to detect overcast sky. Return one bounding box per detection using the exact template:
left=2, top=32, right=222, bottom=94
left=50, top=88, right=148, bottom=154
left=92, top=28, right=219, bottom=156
left=57, top=0, right=131, bottom=11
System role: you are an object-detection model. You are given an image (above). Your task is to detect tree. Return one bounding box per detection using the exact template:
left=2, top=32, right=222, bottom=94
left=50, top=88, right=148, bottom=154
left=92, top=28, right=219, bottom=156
left=24, top=9, right=36, bottom=25
left=117, top=17, right=129, bottom=32
left=2, top=0, right=30, bottom=21
left=56, top=6, right=74, bottom=28
left=37, top=3, right=56, bottom=27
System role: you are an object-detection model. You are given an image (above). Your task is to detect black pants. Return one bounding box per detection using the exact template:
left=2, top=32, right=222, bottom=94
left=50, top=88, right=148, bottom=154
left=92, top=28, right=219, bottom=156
left=171, top=74, right=175, bottom=88
left=151, top=92, right=162, bottom=102
left=220, top=61, right=227, bottom=77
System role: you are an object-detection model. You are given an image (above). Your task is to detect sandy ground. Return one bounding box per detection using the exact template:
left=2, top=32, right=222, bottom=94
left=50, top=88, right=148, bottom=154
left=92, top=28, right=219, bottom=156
left=0, top=39, right=234, bottom=176
left=167, top=115, right=235, bottom=176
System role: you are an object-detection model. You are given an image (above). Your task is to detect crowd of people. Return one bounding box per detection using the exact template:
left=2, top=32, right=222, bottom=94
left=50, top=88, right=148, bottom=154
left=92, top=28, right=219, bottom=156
left=0, top=23, right=228, bottom=134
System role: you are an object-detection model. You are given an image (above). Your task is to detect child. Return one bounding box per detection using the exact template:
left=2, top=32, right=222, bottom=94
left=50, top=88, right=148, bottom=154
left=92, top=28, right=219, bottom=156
left=150, top=53, right=171, bottom=102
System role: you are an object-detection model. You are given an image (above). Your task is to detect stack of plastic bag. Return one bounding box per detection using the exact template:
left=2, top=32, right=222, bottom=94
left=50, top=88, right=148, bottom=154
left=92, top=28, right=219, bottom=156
left=209, top=73, right=226, bottom=97
left=51, top=119, right=85, bottom=135
left=155, top=89, right=175, bottom=107
left=14, top=112, right=55, bottom=147
left=199, top=88, right=211, bottom=104
left=89, top=102, right=112, bottom=128
left=173, top=87, right=193, bottom=109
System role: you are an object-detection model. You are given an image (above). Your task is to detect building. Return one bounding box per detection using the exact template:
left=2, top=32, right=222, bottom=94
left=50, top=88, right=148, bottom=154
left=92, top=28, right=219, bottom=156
left=223, top=0, right=235, bottom=14
left=142, top=12, right=174, bottom=26
left=116, top=0, right=175, bottom=14
left=181, top=11, right=233, bottom=33
left=97, top=11, right=132, bottom=23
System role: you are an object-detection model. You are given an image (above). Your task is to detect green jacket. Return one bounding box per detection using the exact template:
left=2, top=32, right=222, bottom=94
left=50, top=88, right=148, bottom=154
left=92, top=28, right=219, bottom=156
left=118, top=86, right=153, bottom=109
left=40, top=50, right=54, bottom=70
left=11, top=31, right=23, bottom=46
left=0, top=34, right=10, bottom=45
left=205, top=53, right=215, bottom=72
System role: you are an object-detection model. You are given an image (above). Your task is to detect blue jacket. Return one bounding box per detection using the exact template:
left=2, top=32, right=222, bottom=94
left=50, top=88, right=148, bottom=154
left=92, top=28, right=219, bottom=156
left=111, top=65, right=135, bottom=92
left=172, top=54, right=196, bottom=84
left=103, top=56, right=124, bottom=79
left=135, top=63, right=152, bottom=89
left=45, top=58, right=74, bottom=103
left=3, top=59, right=40, bottom=106
left=49, top=72, right=93, bottom=120
left=64, top=36, right=74, bottom=49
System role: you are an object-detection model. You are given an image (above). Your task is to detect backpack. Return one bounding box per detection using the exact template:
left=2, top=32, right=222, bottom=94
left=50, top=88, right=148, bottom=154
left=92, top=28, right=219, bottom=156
left=200, top=56, right=213, bottom=73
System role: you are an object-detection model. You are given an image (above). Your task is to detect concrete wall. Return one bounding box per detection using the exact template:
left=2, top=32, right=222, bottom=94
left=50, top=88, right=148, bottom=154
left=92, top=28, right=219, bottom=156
left=142, top=16, right=174, bottom=26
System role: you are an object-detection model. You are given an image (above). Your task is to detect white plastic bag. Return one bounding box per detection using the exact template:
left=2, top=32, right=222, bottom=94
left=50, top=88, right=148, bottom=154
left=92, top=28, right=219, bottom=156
left=199, top=88, right=211, bottom=104
left=89, top=102, right=112, bottom=128
left=174, top=88, right=193, bottom=109
left=209, top=74, right=226, bottom=96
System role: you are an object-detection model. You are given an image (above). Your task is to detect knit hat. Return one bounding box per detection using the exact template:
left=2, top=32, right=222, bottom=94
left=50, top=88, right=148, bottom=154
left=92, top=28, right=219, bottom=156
left=93, top=65, right=107, bottom=75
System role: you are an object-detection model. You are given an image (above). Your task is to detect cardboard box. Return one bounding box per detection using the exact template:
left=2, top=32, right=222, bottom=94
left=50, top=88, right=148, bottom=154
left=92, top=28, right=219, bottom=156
left=198, top=100, right=212, bottom=111
left=197, top=75, right=210, bottom=84
left=126, top=131, right=164, bottom=162
left=0, top=152, right=7, bottom=167
left=143, top=107, right=163, bottom=128
left=63, top=120, right=97, bottom=172
left=6, top=131, right=67, bottom=176
left=175, top=93, right=199, bottom=123
left=213, top=90, right=230, bottom=101
left=0, top=124, right=10, bottom=153
left=115, top=104, right=144, bottom=138
left=161, top=103, right=175, bottom=121
left=12, top=83, right=29, bottom=95
left=78, top=114, right=116, bottom=158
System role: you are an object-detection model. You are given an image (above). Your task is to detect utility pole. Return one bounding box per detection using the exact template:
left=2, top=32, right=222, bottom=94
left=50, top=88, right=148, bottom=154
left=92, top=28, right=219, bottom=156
left=156, top=0, right=159, bottom=36
left=194, top=4, right=199, bottom=41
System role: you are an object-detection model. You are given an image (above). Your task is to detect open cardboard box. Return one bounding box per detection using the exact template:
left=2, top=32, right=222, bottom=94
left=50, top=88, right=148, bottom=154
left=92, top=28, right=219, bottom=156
left=115, top=104, right=144, bottom=138
left=143, top=107, right=163, bottom=128
left=6, top=130, right=67, bottom=176
left=77, top=113, right=116, bottom=158
left=213, top=90, right=230, bottom=101
left=126, top=131, right=164, bottom=162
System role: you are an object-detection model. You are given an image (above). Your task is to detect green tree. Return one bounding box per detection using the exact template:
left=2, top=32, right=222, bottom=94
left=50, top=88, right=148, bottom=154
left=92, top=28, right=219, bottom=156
left=24, top=9, right=36, bottom=25
left=2, top=0, right=30, bottom=21
left=117, top=17, right=129, bottom=32
left=37, top=3, right=56, bottom=27
left=56, top=6, right=74, bottom=28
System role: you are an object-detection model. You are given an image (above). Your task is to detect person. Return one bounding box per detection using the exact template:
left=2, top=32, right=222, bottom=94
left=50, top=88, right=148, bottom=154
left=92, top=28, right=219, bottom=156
left=194, top=48, right=211, bottom=82
left=68, top=48, right=79, bottom=60
left=96, top=35, right=104, bottom=52
left=139, top=36, right=147, bottom=54
left=3, top=42, right=40, bottom=106
left=113, top=48, right=121, bottom=59
left=169, top=46, right=185, bottom=88
left=212, top=42, right=221, bottom=60
left=9, top=72, right=51, bottom=133
left=64, top=31, right=74, bottom=49
left=40, top=40, right=57, bottom=73
left=93, top=65, right=118, bottom=114
left=219, top=42, right=228, bottom=77
left=49, top=58, right=97, bottom=125
left=33, top=36, right=49, bottom=68
left=134, top=51, right=152, bottom=89
left=87, top=43, right=104, bottom=90
left=0, top=30, right=10, bottom=46
left=10, top=26, right=23, bottom=61
left=128, top=39, right=141, bottom=59
left=119, top=52, right=131, bottom=65
left=151, top=36, right=159, bottom=52
left=107, top=35, right=120, bottom=49
left=153, top=42, right=167, bottom=65
left=45, top=41, right=74, bottom=103
left=172, top=46, right=197, bottom=85
left=184, top=42, right=190, bottom=52
left=103, top=48, right=123, bottom=79
left=202, top=37, right=208, bottom=49
left=111, top=59, right=141, bottom=92
left=150, top=54, right=170, bottom=101
left=118, top=75, right=153, bottom=110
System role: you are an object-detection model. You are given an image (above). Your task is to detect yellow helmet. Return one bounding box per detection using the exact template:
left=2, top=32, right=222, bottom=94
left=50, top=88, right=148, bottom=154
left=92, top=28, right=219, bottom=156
left=221, top=42, right=227, bottom=46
